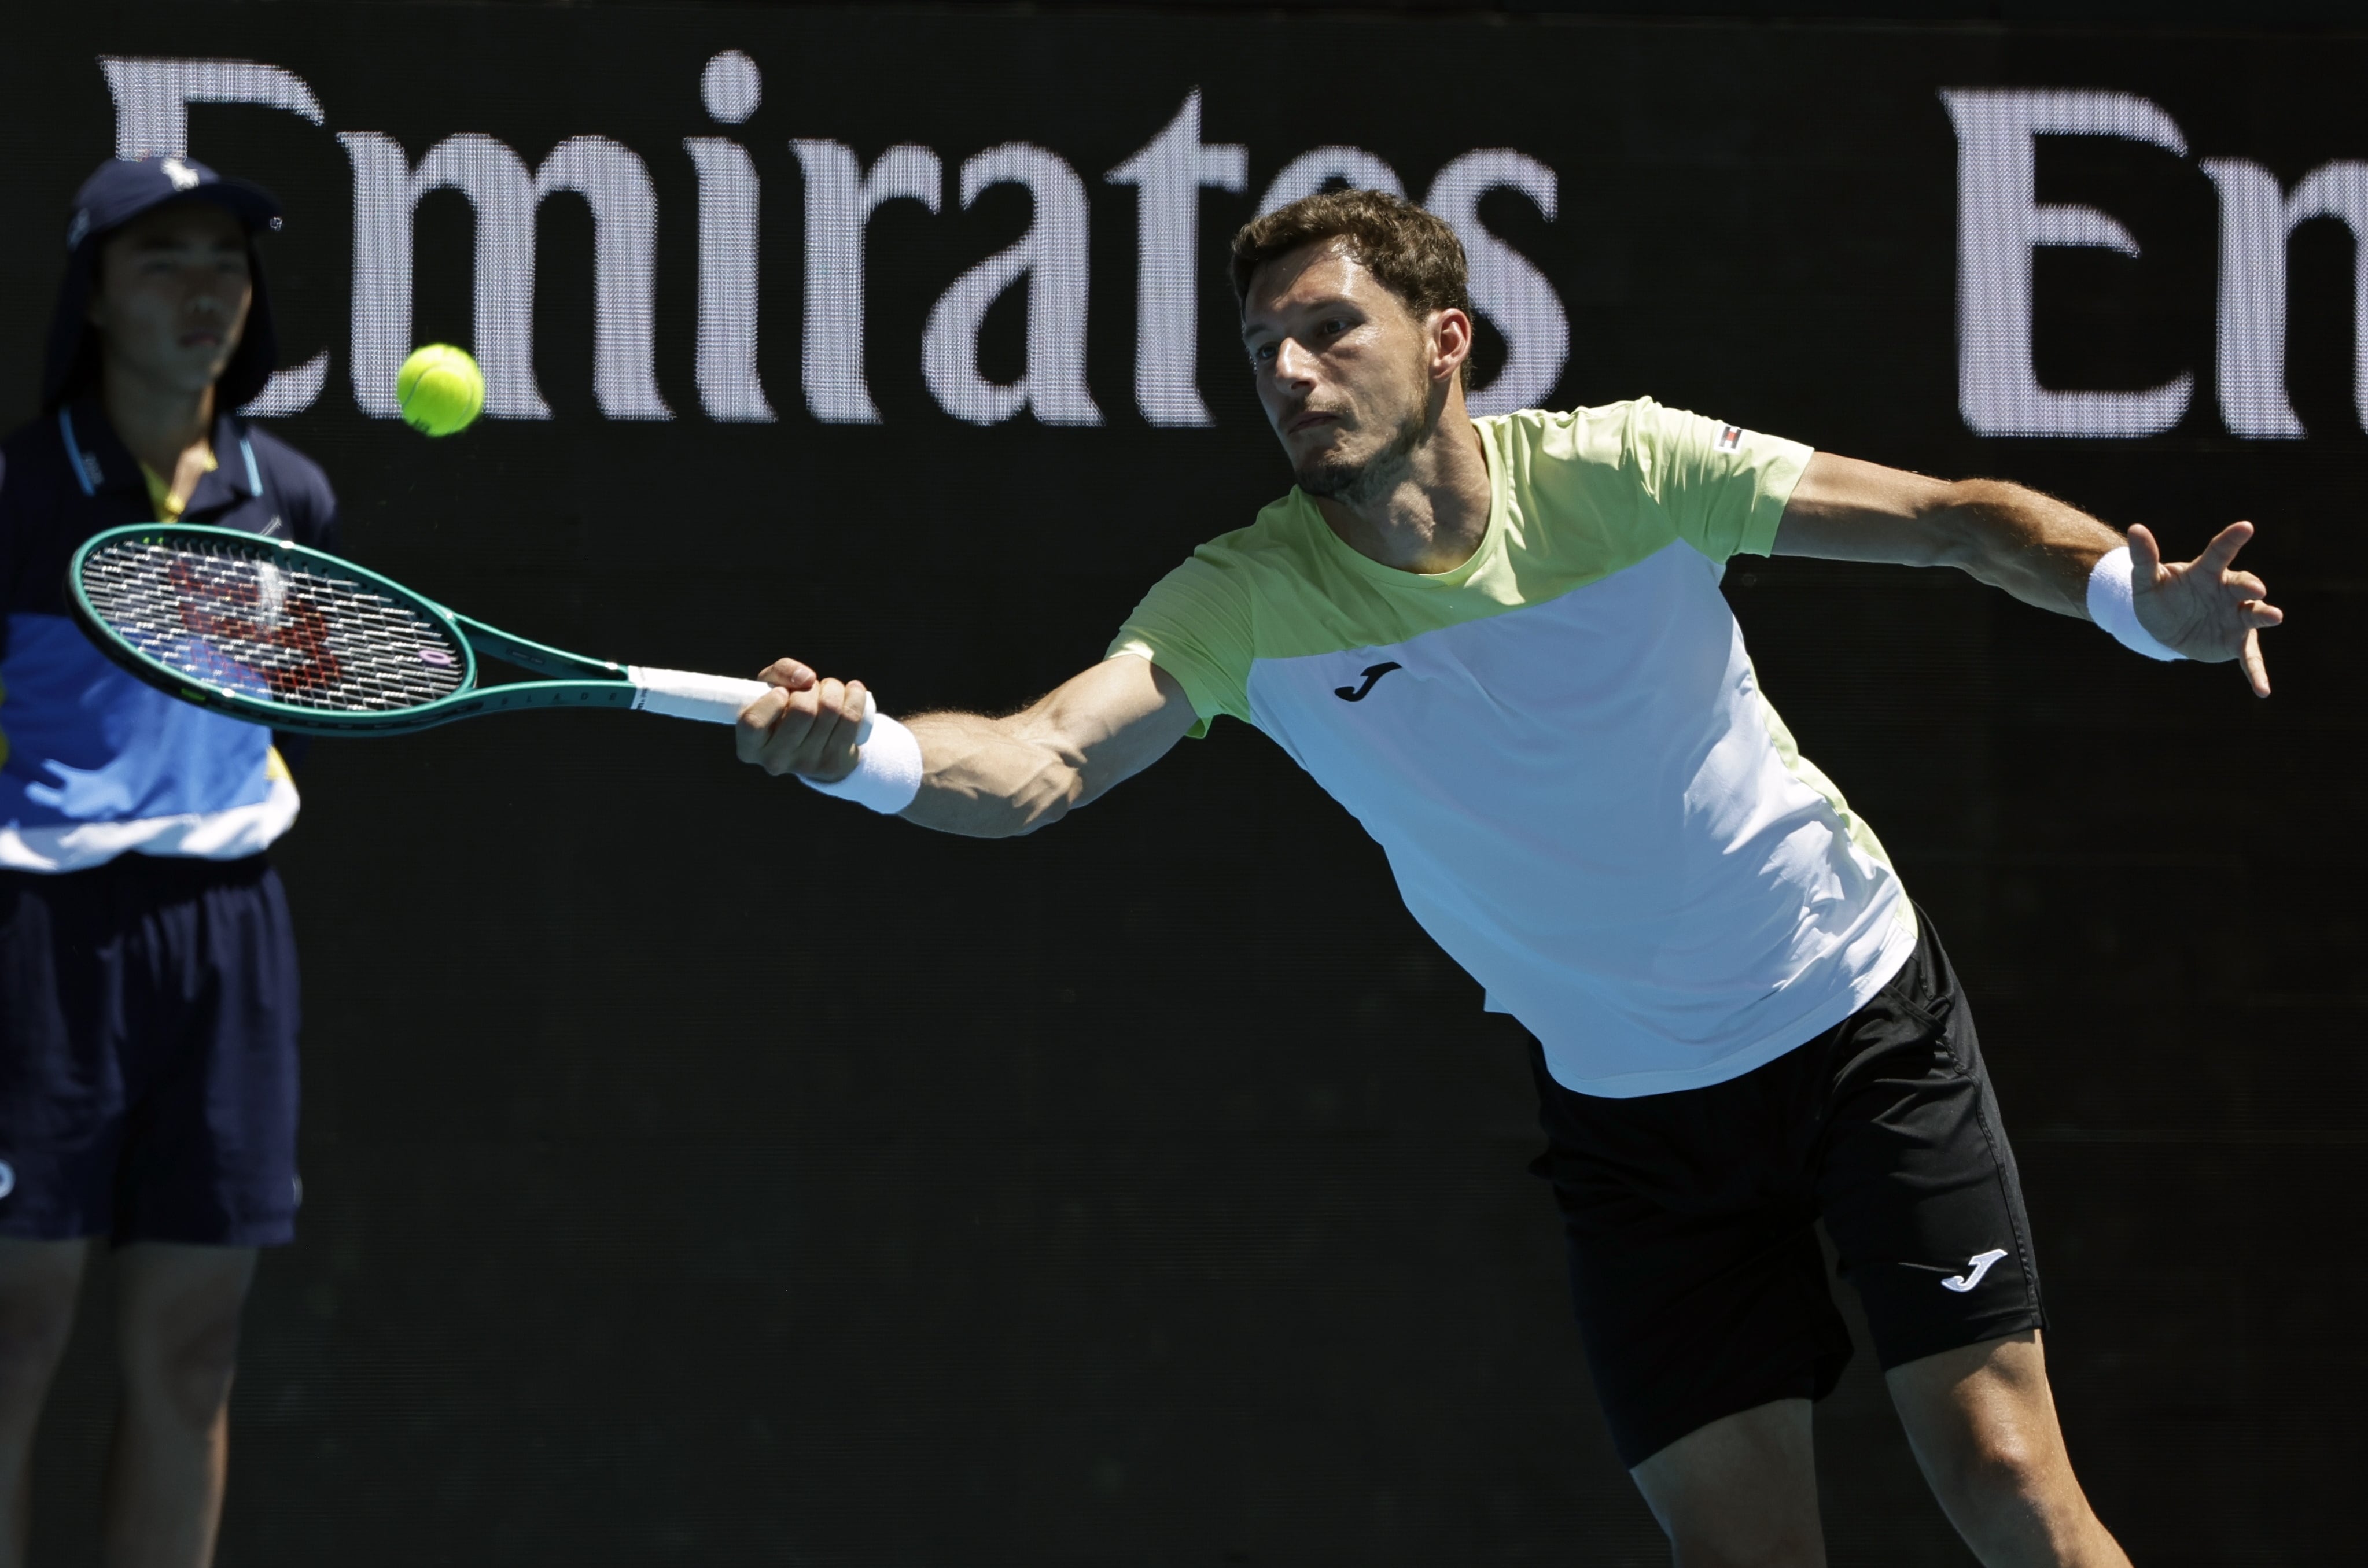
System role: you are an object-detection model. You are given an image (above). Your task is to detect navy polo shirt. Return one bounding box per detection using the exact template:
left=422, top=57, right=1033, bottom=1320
left=0, top=399, right=338, bottom=871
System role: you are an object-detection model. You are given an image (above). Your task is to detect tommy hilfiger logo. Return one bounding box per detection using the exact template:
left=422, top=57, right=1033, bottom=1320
left=1715, top=424, right=1744, bottom=452
left=1334, top=662, right=1402, bottom=702
left=1939, top=1249, right=2009, bottom=1293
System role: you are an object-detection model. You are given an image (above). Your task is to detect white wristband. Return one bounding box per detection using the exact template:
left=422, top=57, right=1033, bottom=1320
left=2085, top=545, right=2184, bottom=662
left=799, top=712, right=923, bottom=814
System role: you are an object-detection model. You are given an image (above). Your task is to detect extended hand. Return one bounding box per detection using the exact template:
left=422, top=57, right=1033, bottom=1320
left=2128, top=522, right=2284, bottom=698
left=734, top=658, right=869, bottom=780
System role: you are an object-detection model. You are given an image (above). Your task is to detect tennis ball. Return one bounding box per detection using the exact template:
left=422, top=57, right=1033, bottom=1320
left=396, top=344, right=485, bottom=437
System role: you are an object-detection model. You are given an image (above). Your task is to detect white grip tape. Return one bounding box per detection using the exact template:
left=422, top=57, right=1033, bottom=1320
left=628, top=667, right=877, bottom=740
left=2084, top=547, right=2184, bottom=663
left=799, top=711, right=923, bottom=815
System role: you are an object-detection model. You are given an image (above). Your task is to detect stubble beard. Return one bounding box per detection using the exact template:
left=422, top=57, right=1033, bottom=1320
left=1289, top=346, right=1440, bottom=505
left=1292, top=399, right=1430, bottom=505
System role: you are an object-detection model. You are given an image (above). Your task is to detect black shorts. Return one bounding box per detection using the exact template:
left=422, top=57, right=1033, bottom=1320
left=1528, top=912, right=2043, bottom=1468
left=0, top=854, right=302, bottom=1248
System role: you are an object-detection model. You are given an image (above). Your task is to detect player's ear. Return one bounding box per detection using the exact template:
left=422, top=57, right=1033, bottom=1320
left=1430, top=306, right=1474, bottom=385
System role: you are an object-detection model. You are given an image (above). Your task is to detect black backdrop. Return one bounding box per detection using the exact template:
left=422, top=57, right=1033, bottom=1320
left=2, top=3, right=2362, bottom=1563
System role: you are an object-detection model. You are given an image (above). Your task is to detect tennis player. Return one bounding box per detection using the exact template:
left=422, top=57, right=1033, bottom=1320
left=739, top=191, right=2277, bottom=1566
left=0, top=156, right=337, bottom=1568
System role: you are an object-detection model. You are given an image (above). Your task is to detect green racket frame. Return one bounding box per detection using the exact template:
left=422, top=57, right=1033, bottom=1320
left=69, top=523, right=666, bottom=737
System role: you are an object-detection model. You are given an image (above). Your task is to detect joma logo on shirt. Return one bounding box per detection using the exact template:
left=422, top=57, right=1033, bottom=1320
left=1334, top=662, right=1402, bottom=702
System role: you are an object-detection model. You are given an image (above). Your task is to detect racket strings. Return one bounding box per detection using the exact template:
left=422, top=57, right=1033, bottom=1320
left=80, top=538, right=469, bottom=714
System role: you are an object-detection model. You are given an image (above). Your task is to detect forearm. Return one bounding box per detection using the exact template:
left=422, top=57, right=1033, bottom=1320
left=1777, top=455, right=2124, bottom=620
left=744, top=651, right=1195, bottom=825
left=897, top=707, right=1087, bottom=839
left=1922, top=479, right=2125, bottom=619
left=1773, top=451, right=2281, bottom=691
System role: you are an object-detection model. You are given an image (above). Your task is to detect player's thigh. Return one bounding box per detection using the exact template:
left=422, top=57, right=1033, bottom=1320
left=1814, top=918, right=2044, bottom=1374
left=1629, top=1397, right=1826, bottom=1568
left=1886, top=1330, right=2066, bottom=1478
left=1527, top=1043, right=1853, bottom=1473
left=1885, top=1329, right=2119, bottom=1560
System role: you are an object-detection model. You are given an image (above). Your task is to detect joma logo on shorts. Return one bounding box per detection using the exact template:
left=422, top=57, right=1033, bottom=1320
left=1940, top=1248, right=2009, bottom=1293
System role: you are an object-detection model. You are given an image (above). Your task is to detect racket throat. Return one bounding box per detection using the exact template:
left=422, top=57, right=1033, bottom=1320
left=454, top=614, right=623, bottom=682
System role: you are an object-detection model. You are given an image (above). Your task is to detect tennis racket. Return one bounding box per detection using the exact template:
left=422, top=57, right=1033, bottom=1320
left=67, top=522, right=872, bottom=739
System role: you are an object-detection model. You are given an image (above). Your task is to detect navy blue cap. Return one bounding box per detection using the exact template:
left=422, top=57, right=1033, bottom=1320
left=65, top=155, right=282, bottom=253
left=43, top=157, right=286, bottom=413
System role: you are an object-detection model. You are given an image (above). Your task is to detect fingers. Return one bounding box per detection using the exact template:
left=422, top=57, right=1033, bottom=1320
left=2125, top=522, right=2163, bottom=581
left=735, top=659, right=834, bottom=766
left=2119, top=522, right=2280, bottom=696
left=837, top=680, right=868, bottom=756
left=733, top=692, right=779, bottom=762
left=761, top=658, right=817, bottom=691
left=806, top=678, right=850, bottom=762
left=2196, top=519, right=2256, bottom=575
left=734, top=658, right=819, bottom=762
left=735, top=665, right=819, bottom=765
left=790, top=678, right=868, bottom=781
left=2240, top=626, right=2270, bottom=698
left=734, top=670, right=870, bottom=780
left=758, top=682, right=824, bottom=771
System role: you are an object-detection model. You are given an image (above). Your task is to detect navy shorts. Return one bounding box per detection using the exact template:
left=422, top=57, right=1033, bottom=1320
left=1528, top=911, right=2045, bottom=1468
left=0, top=853, right=301, bottom=1247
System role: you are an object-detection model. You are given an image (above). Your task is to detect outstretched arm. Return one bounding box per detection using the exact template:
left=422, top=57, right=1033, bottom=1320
left=733, top=652, right=1199, bottom=838
left=1773, top=452, right=2285, bottom=696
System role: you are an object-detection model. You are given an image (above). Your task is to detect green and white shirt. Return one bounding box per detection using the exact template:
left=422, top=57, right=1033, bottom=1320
left=1108, top=400, right=1916, bottom=1098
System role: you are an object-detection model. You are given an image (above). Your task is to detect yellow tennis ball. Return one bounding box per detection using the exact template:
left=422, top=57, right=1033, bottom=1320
left=396, top=344, right=485, bottom=437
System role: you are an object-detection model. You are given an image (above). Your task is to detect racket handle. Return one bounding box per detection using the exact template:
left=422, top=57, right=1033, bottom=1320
left=628, top=667, right=875, bottom=741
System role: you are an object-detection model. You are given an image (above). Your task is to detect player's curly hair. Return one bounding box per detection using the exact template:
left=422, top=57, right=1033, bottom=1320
left=1229, top=189, right=1475, bottom=389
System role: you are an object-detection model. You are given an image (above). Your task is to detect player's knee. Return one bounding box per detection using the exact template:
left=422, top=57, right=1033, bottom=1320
left=1939, top=1425, right=2063, bottom=1524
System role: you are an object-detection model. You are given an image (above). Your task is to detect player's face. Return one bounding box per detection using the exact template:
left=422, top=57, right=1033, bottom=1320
left=1242, top=243, right=1438, bottom=499
left=86, top=203, right=253, bottom=399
